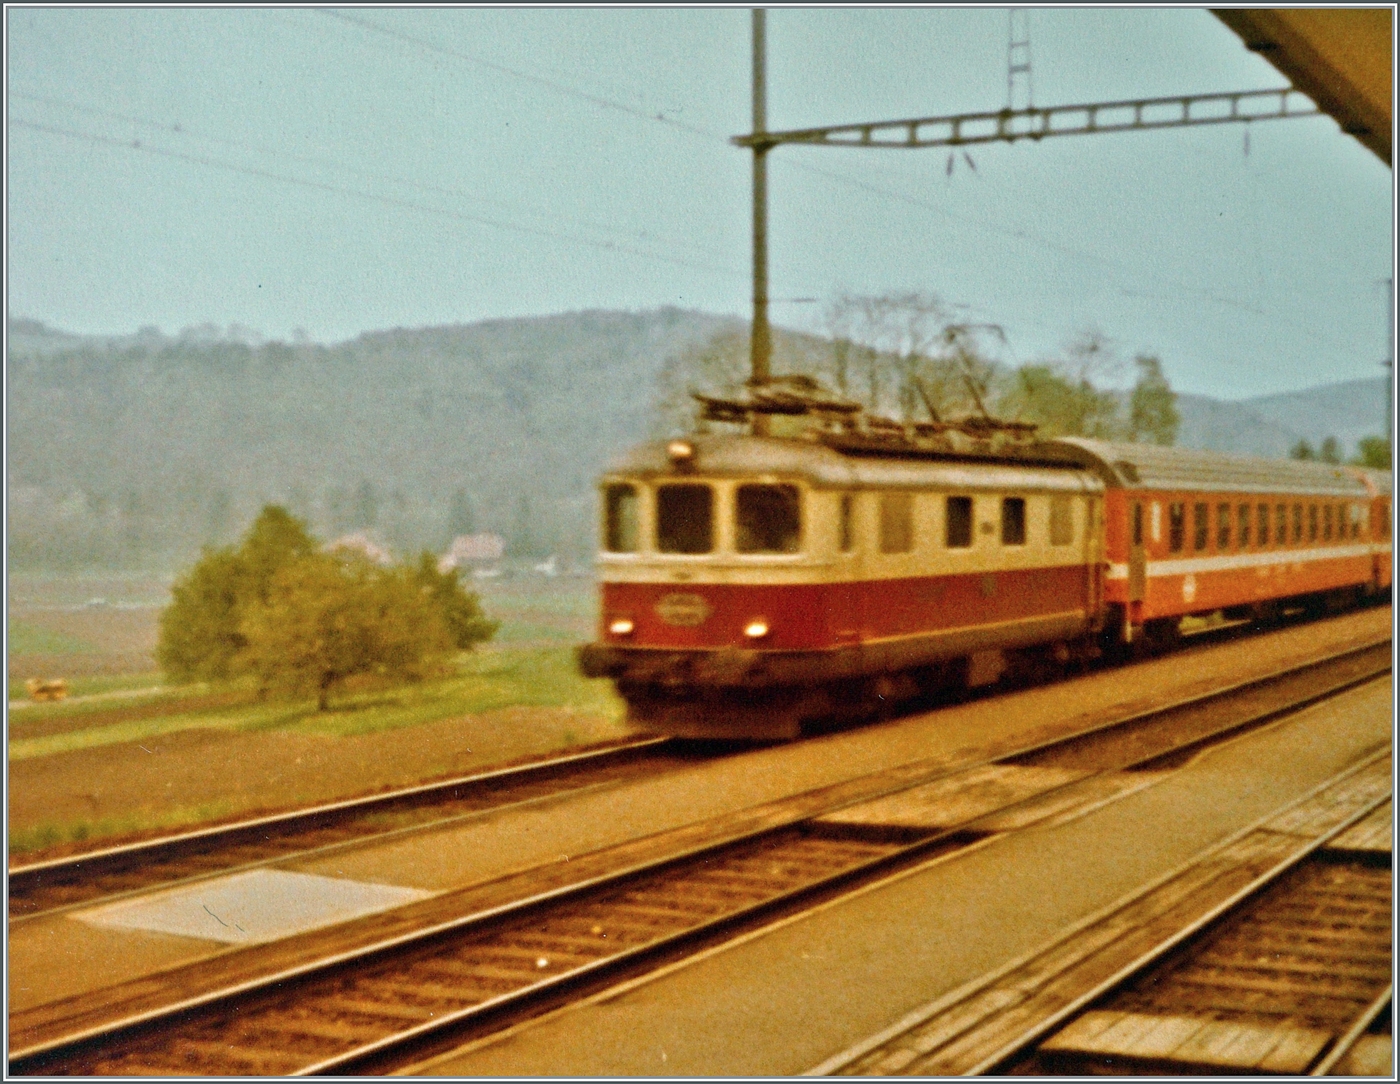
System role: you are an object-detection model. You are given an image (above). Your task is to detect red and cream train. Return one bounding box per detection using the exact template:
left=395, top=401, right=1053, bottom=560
left=579, top=390, right=1391, bottom=739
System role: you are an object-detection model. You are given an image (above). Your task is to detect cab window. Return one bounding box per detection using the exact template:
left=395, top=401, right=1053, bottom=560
left=1168, top=502, right=1185, bottom=553
left=838, top=493, right=855, bottom=553
left=656, top=484, right=713, bottom=554
left=736, top=484, right=801, bottom=554
left=604, top=483, right=639, bottom=553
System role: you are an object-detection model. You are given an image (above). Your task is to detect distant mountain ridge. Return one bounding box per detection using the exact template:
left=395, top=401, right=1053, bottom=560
left=6, top=312, right=1390, bottom=572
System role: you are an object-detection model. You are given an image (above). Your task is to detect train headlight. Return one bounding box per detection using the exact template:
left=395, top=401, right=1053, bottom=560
left=667, top=440, right=696, bottom=469
left=608, top=617, right=635, bottom=636
left=743, top=618, right=769, bottom=639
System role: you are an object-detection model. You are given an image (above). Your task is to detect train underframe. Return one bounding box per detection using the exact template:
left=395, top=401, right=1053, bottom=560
left=583, top=582, right=1388, bottom=741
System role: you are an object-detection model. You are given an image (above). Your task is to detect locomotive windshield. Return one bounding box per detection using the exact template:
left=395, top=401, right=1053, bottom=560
left=736, top=484, right=801, bottom=553
left=657, top=483, right=714, bottom=554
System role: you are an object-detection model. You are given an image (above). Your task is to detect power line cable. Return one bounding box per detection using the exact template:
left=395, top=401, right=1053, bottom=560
left=316, top=8, right=719, bottom=140
left=307, top=8, right=1359, bottom=352
left=9, top=118, right=746, bottom=280
left=10, top=89, right=733, bottom=263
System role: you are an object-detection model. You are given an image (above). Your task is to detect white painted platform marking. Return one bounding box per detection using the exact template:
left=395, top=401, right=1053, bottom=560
left=74, top=868, right=433, bottom=944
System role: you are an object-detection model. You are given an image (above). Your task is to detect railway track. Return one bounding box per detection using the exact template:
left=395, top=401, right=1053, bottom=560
left=8, top=736, right=681, bottom=922
left=813, top=757, right=1391, bottom=1078
left=10, top=638, right=1389, bottom=1076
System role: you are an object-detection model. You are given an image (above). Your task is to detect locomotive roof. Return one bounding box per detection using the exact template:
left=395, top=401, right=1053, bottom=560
left=604, top=435, right=1101, bottom=494
left=1053, top=438, right=1378, bottom=497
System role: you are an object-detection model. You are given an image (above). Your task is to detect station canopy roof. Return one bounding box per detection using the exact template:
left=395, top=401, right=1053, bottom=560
left=1213, top=8, right=1392, bottom=164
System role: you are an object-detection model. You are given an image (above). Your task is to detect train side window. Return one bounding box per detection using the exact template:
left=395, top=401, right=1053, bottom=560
left=1322, top=504, right=1333, bottom=541
left=1001, top=497, right=1026, bottom=545
left=1276, top=503, right=1286, bottom=544
left=1257, top=503, right=1269, bottom=547
left=880, top=492, right=914, bottom=554
left=1193, top=502, right=1209, bottom=551
left=1168, top=502, right=1185, bottom=552
left=1050, top=496, right=1074, bottom=545
left=945, top=495, right=973, bottom=549
left=604, top=483, right=639, bottom=553
left=1238, top=503, right=1250, bottom=547
left=1130, top=501, right=1143, bottom=547
left=1217, top=502, right=1231, bottom=549
left=839, top=493, right=855, bottom=553
left=656, top=483, right=713, bottom=554
left=1307, top=504, right=1318, bottom=542
left=736, top=484, right=801, bottom=554
left=1292, top=504, right=1303, bottom=543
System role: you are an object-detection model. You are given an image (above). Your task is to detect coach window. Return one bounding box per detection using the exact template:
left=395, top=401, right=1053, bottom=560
left=880, top=492, right=914, bottom=554
left=1238, top=503, right=1250, bottom=547
left=839, top=493, right=855, bottom=553
left=1276, top=503, right=1287, bottom=544
left=1217, top=502, right=1231, bottom=549
left=946, top=495, right=973, bottom=549
left=1130, top=502, right=1143, bottom=547
left=1193, top=502, right=1209, bottom=551
left=1307, top=504, right=1318, bottom=542
left=736, top=484, right=801, bottom=554
left=656, top=483, right=713, bottom=554
left=1168, top=502, right=1185, bottom=553
left=1001, top=497, right=1026, bottom=545
left=1292, top=504, right=1303, bottom=543
left=1257, top=503, right=1269, bottom=547
left=604, top=483, right=639, bottom=553
left=1322, top=504, right=1333, bottom=541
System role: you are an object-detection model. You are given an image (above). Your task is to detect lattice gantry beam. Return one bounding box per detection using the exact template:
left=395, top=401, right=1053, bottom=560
left=732, top=88, right=1319, bottom=151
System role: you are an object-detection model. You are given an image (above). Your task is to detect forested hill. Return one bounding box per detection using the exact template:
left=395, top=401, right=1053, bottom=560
left=7, top=309, right=742, bottom=570
left=7, top=311, right=1388, bottom=573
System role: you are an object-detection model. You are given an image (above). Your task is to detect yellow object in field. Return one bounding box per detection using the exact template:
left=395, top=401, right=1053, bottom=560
left=25, top=678, right=68, bottom=702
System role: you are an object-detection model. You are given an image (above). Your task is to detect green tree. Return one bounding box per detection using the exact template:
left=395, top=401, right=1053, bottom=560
left=238, top=552, right=454, bottom=710
left=996, top=363, right=1120, bottom=438
left=1290, top=439, right=1317, bottom=461
left=410, top=552, right=499, bottom=648
left=1318, top=436, right=1341, bottom=464
left=157, top=546, right=246, bottom=681
left=1353, top=435, right=1392, bottom=469
left=157, top=505, right=316, bottom=682
left=1128, top=354, right=1179, bottom=445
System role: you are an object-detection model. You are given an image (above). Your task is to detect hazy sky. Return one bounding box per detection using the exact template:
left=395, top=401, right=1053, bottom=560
left=6, top=7, right=1394, bottom=400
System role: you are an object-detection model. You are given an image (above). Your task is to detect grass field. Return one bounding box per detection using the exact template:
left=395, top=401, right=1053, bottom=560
left=8, top=571, right=625, bottom=853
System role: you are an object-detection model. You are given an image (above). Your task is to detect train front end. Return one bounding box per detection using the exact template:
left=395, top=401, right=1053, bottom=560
left=578, top=434, right=851, bottom=740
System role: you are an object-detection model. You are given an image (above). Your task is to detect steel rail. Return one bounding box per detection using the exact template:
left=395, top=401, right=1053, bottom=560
left=8, top=735, right=672, bottom=920
left=807, top=754, right=1391, bottom=1077
left=1309, top=984, right=1393, bottom=1077
left=11, top=640, right=1388, bottom=1075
